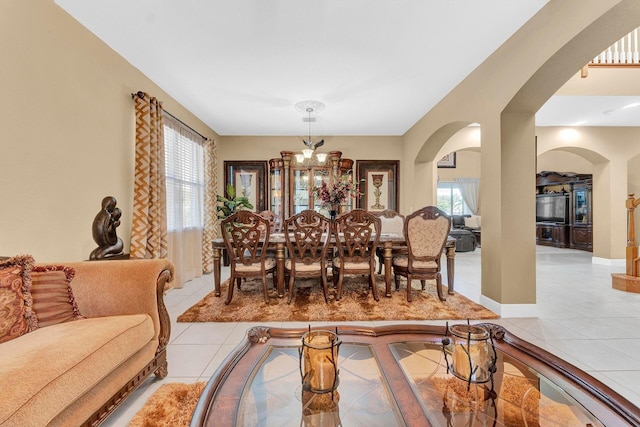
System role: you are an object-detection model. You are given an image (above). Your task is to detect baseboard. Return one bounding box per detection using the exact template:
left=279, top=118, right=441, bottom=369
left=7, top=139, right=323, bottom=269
left=479, top=295, right=539, bottom=318
left=592, top=257, right=625, bottom=267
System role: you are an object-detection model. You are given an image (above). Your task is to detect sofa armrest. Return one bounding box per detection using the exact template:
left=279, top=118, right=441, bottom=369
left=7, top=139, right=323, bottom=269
left=57, top=259, right=174, bottom=347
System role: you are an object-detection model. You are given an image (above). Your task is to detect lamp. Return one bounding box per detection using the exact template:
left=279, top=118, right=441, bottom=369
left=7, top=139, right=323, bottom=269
left=295, top=100, right=326, bottom=167
left=441, top=321, right=497, bottom=391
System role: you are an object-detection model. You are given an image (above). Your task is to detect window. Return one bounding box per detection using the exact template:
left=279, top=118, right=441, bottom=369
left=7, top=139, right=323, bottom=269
left=164, top=116, right=205, bottom=231
left=437, top=182, right=471, bottom=216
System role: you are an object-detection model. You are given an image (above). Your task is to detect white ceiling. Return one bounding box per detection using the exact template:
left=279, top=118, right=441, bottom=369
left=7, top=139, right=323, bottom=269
left=55, top=0, right=640, bottom=136
left=536, top=96, right=640, bottom=127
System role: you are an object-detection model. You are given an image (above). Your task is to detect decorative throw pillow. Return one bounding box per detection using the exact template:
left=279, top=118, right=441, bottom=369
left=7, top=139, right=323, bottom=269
left=0, top=254, right=37, bottom=344
left=31, top=265, right=84, bottom=328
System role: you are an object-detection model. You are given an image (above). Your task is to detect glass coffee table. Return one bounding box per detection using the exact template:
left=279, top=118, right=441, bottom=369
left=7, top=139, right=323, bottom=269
left=190, top=324, right=640, bottom=426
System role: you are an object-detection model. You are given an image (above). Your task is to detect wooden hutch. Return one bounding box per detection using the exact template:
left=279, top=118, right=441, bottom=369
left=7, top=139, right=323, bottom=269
left=535, top=171, right=593, bottom=252
left=269, top=151, right=354, bottom=219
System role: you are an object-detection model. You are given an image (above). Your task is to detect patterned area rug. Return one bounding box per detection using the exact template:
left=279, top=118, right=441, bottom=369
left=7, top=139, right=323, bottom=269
left=129, top=382, right=205, bottom=427
left=177, top=276, right=498, bottom=322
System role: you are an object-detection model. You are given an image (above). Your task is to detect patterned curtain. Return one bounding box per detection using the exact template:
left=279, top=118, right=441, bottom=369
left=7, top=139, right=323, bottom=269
left=130, top=92, right=168, bottom=259
left=202, top=138, right=218, bottom=273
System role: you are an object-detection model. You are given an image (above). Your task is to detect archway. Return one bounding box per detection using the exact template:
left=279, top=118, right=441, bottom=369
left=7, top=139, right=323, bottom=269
left=403, top=0, right=640, bottom=316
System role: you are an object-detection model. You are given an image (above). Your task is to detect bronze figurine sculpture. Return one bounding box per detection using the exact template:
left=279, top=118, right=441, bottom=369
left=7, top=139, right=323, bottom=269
left=90, top=196, right=124, bottom=260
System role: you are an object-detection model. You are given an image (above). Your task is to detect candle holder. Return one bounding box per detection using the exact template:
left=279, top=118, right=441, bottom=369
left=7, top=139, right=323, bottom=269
left=441, top=321, right=497, bottom=392
left=299, top=328, right=341, bottom=395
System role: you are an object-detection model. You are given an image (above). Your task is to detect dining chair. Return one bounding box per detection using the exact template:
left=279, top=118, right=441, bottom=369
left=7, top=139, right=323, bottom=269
left=392, top=206, right=451, bottom=302
left=284, top=210, right=331, bottom=304
left=221, top=211, right=276, bottom=305
left=258, top=210, right=282, bottom=233
left=257, top=210, right=281, bottom=272
left=332, top=209, right=381, bottom=301
left=373, top=210, right=405, bottom=274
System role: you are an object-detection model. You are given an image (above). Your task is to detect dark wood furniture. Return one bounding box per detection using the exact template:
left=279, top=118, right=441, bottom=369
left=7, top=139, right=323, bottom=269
left=536, top=171, right=593, bottom=251
left=191, top=324, right=640, bottom=427
left=373, top=209, right=405, bottom=274
left=535, top=222, right=570, bottom=248
left=221, top=211, right=276, bottom=305
left=393, top=206, right=451, bottom=302
left=268, top=151, right=354, bottom=219
left=571, top=180, right=593, bottom=251
left=212, top=236, right=457, bottom=300
left=332, top=209, right=381, bottom=301
left=283, top=210, right=331, bottom=303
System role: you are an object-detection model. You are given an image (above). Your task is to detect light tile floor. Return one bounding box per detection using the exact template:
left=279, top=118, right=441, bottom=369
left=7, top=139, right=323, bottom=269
left=103, top=246, right=640, bottom=425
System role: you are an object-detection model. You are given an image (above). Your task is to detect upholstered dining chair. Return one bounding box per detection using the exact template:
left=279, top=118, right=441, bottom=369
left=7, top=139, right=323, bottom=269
left=284, top=210, right=331, bottom=304
left=392, top=206, right=451, bottom=302
left=221, top=211, right=276, bottom=305
left=373, top=210, right=405, bottom=274
left=332, top=209, right=381, bottom=301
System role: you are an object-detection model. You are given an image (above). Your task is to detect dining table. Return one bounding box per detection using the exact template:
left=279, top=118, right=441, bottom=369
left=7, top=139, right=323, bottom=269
left=211, top=234, right=456, bottom=299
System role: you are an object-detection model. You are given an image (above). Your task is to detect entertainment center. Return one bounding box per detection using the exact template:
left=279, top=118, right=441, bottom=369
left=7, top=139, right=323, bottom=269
left=536, top=171, right=592, bottom=251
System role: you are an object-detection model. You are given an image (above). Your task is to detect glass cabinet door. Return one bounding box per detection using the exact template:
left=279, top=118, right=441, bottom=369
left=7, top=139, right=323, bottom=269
left=292, top=169, right=311, bottom=215
left=574, top=189, right=587, bottom=224
left=268, top=158, right=284, bottom=221
left=312, top=168, right=330, bottom=213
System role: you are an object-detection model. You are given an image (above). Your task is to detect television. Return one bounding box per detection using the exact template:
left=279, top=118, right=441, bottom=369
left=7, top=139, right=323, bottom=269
left=536, top=193, right=569, bottom=223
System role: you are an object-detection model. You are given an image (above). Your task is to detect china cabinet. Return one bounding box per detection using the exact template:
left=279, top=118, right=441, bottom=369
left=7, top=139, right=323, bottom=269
left=269, top=151, right=354, bottom=218
left=570, top=180, right=593, bottom=251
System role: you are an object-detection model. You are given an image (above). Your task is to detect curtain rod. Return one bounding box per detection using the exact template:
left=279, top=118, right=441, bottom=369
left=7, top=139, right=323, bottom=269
left=131, top=91, right=211, bottom=142
left=163, top=109, right=210, bottom=142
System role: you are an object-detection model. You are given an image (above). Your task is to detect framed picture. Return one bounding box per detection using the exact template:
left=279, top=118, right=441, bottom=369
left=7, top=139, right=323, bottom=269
left=356, top=160, right=399, bottom=212
left=437, top=152, right=456, bottom=168
left=224, top=161, right=268, bottom=212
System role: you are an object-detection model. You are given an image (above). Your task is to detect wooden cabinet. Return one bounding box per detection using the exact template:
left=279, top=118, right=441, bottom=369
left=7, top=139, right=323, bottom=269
left=269, top=151, right=354, bottom=218
left=570, top=181, right=593, bottom=251
left=536, top=223, right=570, bottom=248
left=535, top=172, right=592, bottom=252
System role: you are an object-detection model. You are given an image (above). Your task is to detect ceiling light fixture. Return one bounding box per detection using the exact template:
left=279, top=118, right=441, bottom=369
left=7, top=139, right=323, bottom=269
left=294, top=100, right=326, bottom=166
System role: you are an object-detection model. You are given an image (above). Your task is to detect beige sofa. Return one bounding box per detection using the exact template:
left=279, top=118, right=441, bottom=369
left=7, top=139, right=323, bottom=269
left=0, top=258, right=174, bottom=427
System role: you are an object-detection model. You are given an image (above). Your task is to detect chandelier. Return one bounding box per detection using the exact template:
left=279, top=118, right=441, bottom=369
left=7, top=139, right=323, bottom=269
left=294, top=100, right=327, bottom=165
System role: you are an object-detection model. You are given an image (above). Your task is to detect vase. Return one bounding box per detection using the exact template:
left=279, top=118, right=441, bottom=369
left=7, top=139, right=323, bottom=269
left=329, top=202, right=340, bottom=221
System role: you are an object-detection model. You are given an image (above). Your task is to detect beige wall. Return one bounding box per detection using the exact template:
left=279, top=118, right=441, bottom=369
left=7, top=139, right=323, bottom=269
left=0, top=1, right=218, bottom=262
left=537, top=151, right=594, bottom=174
left=217, top=135, right=403, bottom=196
left=437, top=150, right=481, bottom=182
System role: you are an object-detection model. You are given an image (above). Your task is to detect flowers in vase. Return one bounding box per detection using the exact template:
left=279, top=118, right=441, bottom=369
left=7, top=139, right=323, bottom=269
left=312, top=176, right=361, bottom=209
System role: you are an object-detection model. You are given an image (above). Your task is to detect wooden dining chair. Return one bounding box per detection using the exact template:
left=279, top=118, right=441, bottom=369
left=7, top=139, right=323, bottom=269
left=332, top=209, right=381, bottom=301
left=258, top=210, right=282, bottom=233
left=392, top=206, right=451, bottom=302
left=284, top=210, right=331, bottom=304
left=373, top=210, right=405, bottom=274
left=221, top=211, right=276, bottom=305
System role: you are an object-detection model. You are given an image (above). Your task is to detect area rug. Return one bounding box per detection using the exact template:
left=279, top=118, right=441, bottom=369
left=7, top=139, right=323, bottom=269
left=129, top=382, right=206, bottom=427
left=177, top=276, right=498, bottom=322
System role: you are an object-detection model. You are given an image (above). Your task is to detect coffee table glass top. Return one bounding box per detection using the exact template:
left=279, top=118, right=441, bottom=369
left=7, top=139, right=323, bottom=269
left=389, top=341, right=603, bottom=427
left=236, top=343, right=404, bottom=427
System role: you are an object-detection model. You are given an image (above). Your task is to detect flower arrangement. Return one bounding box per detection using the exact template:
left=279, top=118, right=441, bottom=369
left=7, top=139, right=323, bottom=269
left=312, top=176, right=361, bottom=211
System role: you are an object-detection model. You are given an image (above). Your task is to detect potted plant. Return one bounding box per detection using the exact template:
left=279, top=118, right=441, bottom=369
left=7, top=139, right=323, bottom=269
left=217, top=183, right=254, bottom=266
left=216, top=183, right=254, bottom=219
